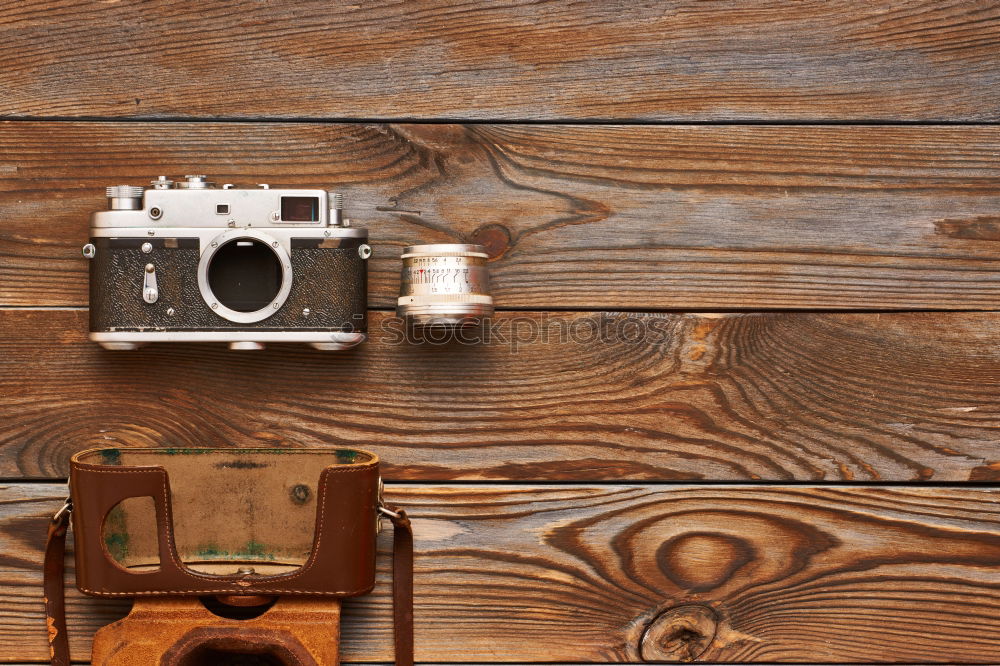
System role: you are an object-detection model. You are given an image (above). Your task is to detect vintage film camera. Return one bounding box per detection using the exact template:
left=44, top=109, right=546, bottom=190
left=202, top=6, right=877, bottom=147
left=83, top=175, right=370, bottom=351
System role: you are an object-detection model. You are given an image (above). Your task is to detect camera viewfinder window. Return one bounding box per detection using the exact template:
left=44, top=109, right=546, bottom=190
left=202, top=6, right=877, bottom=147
left=281, top=196, right=319, bottom=222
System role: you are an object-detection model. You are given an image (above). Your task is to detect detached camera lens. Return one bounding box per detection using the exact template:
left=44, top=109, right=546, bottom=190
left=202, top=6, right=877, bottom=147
left=397, top=243, right=493, bottom=326
left=208, top=238, right=283, bottom=312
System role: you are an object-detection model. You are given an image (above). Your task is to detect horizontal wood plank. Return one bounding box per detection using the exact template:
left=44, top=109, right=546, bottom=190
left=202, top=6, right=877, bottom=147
left=3, top=483, right=999, bottom=662
left=2, top=309, right=998, bottom=482
left=1, top=2, right=999, bottom=120
left=3, top=122, right=1000, bottom=310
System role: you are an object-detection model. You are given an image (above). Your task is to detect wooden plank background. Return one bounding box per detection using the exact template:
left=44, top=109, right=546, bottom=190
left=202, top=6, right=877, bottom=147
left=1, top=1, right=998, bottom=664
left=2, top=309, right=999, bottom=483
left=0, top=1, right=999, bottom=121
left=4, top=484, right=1000, bottom=663
left=3, top=122, right=1000, bottom=311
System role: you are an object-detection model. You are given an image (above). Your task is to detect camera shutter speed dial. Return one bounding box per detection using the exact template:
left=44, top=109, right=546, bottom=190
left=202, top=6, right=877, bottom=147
left=106, top=185, right=144, bottom=210
left=177, top=175, right=214, bottom=189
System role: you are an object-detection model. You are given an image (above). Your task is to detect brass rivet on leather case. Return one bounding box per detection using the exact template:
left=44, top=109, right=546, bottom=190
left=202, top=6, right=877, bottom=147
left=290, top=484, right=311, bottom=504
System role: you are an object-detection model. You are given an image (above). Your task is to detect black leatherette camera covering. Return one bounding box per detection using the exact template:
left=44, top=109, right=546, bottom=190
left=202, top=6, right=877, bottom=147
left=89, top=237, right=367, bottom=331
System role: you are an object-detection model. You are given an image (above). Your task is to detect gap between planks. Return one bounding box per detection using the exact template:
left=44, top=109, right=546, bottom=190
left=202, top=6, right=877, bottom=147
left=7, top=479, right=1000, bottom=489
left=3, top=116, right=1000, bottom=126
left=4, top=306, right=1000, bottom=315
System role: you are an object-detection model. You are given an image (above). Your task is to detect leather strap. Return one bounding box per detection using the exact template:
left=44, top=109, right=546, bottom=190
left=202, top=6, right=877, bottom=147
left=43, top=500, right=415, bottom=665
left=388, top=507, right=414, bottom=666
left=43, top=501, right=71, bottom=666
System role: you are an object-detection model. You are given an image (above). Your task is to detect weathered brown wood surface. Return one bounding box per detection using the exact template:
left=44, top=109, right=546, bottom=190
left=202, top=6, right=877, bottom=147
left=4, top=483, right=1000, bottom=663
left=3, top=122, right=1000, bottom=310
left=2, top=309, right=999, bottom=483
left=1, top=2, right=999, bottom=121
left=3, top=1, right=1000, bottom=663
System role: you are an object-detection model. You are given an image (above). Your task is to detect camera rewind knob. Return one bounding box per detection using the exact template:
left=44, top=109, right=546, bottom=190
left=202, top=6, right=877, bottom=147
left=330, top=192, right=344, bottom=226
left=106, top=185, right=145, bottom=210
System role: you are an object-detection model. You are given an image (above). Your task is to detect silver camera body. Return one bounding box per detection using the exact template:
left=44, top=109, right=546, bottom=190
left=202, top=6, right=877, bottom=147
left=84, top=175, right=370, bottom=351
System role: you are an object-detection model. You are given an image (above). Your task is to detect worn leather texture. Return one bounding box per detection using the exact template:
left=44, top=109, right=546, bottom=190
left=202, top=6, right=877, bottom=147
left=43, top=509, right=71, bottom=666
left=90, top=597, right=341, bottom=665
left=44, top=454, right=414, bottom=666
left=391, top=509, right=414, bottom=666
left=88, top=237, right=368, bottom=332
left=69, top=447, right=379, bottom=596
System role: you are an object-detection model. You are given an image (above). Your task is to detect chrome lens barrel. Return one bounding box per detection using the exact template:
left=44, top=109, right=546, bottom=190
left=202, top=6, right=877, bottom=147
left=396, top=243, right=493, bottom=325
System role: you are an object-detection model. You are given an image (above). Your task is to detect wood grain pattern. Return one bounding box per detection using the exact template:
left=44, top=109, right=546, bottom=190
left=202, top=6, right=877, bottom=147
left=3, top=483, right=999, bottom=662
left=2, top=309, right=998, bottom=482
left=1, top=2, right=999, bottom=120
left=3, top=3, right=998, bottom=663
left=3, top=122, right=1000, bottom=310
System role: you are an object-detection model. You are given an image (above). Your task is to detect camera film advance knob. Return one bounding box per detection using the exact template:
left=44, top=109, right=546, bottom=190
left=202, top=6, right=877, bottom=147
left=106, top=185, right=145, bottom=210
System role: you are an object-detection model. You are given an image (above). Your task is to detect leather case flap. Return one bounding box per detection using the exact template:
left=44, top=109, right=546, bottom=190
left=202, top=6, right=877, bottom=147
left=69, top=447, right=379, bottom=597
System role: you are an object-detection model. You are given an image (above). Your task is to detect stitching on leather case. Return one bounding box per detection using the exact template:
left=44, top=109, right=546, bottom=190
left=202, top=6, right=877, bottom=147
left=76, top=468, right=176, bottom=571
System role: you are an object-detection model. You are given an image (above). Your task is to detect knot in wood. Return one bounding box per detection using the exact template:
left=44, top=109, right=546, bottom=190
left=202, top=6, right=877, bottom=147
left=471, top=223, right=511, bottom=259
left=657, top=531, right=754, bottom=592
left=640, top=604, right=717, bottom=662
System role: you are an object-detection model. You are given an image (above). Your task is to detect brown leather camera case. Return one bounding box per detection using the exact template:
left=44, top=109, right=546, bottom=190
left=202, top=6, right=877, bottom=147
left=44, top=447, right=413, bottom=666
left=70, top=447, right=380, bottom=597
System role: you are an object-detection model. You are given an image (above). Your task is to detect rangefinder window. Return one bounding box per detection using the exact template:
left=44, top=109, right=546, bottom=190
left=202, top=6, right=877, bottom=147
left=281, top=196, right=319, bottom=222
left=207, top=239, right=283, bottom=312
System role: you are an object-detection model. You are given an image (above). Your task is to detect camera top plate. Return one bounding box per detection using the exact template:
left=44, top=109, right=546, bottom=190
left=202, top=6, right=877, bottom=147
left=92, top=175, right=350, bottom=230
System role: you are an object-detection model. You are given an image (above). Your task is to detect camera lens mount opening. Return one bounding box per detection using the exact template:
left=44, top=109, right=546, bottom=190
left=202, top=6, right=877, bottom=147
left=210, top=239, right=281, bottom=311
left=198, top=231, right=293, bottom=324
